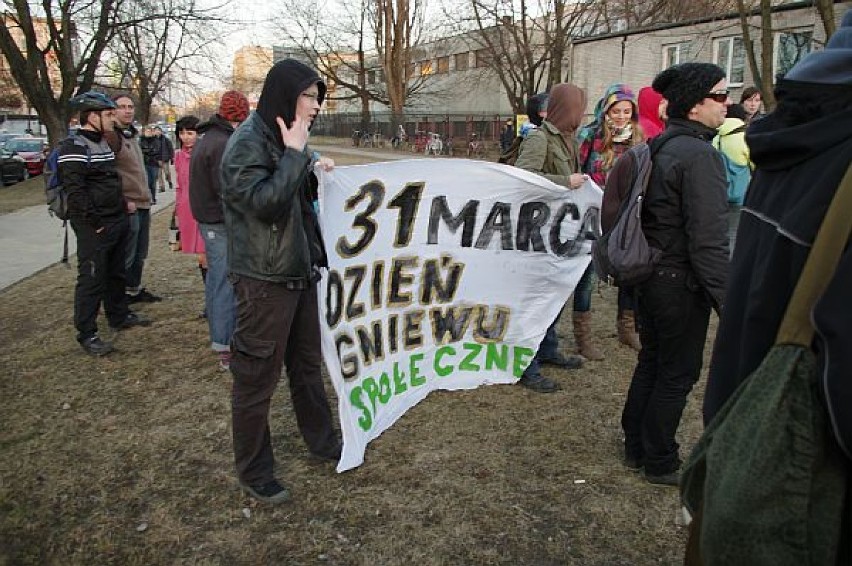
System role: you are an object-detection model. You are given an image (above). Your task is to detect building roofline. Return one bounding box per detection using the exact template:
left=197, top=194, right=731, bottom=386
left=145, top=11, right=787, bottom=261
left=573, top=0, right=833, bottom=45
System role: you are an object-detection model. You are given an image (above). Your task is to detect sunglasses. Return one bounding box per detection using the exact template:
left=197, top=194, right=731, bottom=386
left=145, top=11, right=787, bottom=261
left=705, top=90, right=730, bottom=103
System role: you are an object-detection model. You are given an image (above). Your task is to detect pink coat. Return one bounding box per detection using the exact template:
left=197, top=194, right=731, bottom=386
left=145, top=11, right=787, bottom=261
left=174, top=148, right=205, bottom=254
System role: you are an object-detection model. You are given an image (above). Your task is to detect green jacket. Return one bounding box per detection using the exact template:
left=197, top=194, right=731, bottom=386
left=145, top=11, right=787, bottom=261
left=514, top=120, right=580, bottom=187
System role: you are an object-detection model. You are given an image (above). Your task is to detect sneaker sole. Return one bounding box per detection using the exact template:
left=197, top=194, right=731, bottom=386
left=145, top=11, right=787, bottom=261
left=238, top=482, right=291, bottom=504
left=82, top=348, right=113, bottom=357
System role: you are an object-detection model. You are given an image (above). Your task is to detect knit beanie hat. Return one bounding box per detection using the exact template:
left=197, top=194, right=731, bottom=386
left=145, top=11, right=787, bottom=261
left=785, top=9, right=852, bottom=85
left=652, top=63, right=726, bottom=120
left=218, top=90, right=250, bottom=123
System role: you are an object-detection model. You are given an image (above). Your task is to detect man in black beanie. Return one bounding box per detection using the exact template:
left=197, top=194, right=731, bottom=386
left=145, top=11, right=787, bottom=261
left=220, top=59, right=341, bottom=504
left=620, top=62, right=731, bottom=486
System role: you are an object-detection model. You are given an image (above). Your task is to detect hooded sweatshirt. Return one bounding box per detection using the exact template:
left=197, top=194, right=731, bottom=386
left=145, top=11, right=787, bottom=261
left=704, top=81, right=852, bottom=458
left=256, top=59, right=326, bottom=149
left=514, top=83, right=586, bottom=187
left=637, top=87, right=665, bottom=139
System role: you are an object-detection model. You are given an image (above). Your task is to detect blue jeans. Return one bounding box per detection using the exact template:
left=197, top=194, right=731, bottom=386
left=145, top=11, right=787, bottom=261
left=199, top=222, right=235, bottom=352
left=125, top=212, right=139, bottom=272
left=126, top=209, right=150, bottom=292
left=145, top=165, right=160, bottom=203
left=573, top=263, right=594, bottom=312
left=523, top=311, right=562, bottom=377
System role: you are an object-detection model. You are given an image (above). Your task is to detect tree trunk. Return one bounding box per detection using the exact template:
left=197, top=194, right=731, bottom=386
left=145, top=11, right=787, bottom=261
left=814, top=0, right=836, bottom=39
left=759, top=0, right=776, bottom=110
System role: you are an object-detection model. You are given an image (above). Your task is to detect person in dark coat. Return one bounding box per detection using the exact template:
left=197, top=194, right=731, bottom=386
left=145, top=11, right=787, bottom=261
left=620, top=63, right=730, bottom=486
left=703, top=12, right=852, bottom=562
left=220, top=59, right=340, bottom=504
left=189, top=90, right=249, bottom=370
left=155, top=125, right=174, bottom=192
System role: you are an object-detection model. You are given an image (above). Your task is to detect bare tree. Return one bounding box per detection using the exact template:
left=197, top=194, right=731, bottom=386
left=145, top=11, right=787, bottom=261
left=274, top=0, right=432, bottom=128
left=735, top=0, right=838, bottom=112
left=374, top=0, right=430, bottom=123
left=0, top=1, right=119, bottom=144
left=103, top=0, right=228, bottom=124
left=591, top=0, right=735, bottom=31
left=443, top=0, right=598, bottom=114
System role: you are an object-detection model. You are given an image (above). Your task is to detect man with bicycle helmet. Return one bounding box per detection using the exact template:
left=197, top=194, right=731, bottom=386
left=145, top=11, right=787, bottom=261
left=61, top=91, right=150, bottom=356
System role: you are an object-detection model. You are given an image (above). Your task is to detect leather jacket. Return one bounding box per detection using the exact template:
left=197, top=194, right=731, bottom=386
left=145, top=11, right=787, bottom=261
left=220, top=112, right=327, bottom=285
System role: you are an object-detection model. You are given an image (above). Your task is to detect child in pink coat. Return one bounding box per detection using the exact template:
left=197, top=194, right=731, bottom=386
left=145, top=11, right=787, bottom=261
left=174, top=116, right=207, bottom=303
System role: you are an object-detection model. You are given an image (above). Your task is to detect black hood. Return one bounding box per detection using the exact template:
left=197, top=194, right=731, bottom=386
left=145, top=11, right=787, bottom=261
left=747, top=81, right=852, bottom=172
left=256, top=59, right=326, bottom=148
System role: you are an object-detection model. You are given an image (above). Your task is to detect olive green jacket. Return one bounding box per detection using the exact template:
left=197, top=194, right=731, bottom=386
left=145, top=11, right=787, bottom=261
left=514, top=121, right=580, bottom=187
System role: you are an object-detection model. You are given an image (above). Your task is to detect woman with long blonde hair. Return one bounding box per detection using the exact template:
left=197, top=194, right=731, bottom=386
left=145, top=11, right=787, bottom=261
left=575, top=84, right=645, bottom=358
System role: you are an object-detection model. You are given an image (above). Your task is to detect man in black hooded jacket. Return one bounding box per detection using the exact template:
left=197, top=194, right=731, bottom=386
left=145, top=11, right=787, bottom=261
left=704, top=16, right=852, bottom=554
left=220, top=59, right=340, bottom=504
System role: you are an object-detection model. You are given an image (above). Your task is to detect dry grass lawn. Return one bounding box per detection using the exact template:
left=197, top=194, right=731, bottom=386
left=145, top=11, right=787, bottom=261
left=0, top=146, right=717, bottom=565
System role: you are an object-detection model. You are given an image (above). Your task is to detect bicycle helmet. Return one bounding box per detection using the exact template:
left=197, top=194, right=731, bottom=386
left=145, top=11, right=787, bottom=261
left=69, top=91, right=117, bottom=112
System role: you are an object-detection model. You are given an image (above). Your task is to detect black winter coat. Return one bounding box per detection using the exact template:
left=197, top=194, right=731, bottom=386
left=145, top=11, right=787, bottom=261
left=642, top=118, right=730, bottom=311
left=705, top=101, right=852, bottom=459
left=59, top=129, right=125, bottom=230
left=189, top=115, right=235, bottom=224
left=220, top=112, right=327, bottom=284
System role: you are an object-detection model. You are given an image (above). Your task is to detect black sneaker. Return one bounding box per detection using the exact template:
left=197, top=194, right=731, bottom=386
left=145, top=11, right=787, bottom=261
left=518, top=373, right=559, bottom=393
left=539, top=353, right=584, bottom=369
left=110, top=312, right=152, bottom=331
left=239, top=479, right=291, bottom=504
left=80, top=335, right=114, bottom=356
left=127, top=288, right=163, bottom=304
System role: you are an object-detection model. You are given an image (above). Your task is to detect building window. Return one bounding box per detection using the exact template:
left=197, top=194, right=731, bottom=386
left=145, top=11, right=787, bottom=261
left=713, top=36, right=745, bottom=86
left=475, top=49, right=490, bottom=68
left=662, top=42, right=690, bottom=69
left=368, top=70, right=376, bottom=84
left=454, top=52, right=469, bottom=71
left=775, top=30, right=812, bottom=77
left=437, top=56, right=449, bottom=74
left=420, top=60, right=434, bottom=76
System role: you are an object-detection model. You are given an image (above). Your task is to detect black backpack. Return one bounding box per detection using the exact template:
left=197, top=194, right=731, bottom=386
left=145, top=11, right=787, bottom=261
left=44, top=135, right=90, bottom=263
left=591, top=132, right=677, bottom=286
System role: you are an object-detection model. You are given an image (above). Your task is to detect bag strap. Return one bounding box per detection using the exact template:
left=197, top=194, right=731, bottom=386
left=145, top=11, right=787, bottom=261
left=776, top=162, right=852, bottom=346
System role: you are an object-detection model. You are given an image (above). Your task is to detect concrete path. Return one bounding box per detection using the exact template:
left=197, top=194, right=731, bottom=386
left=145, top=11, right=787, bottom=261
left=0, top=144, right=420, bottom=292
left=0, top=190, right=176, bottom=292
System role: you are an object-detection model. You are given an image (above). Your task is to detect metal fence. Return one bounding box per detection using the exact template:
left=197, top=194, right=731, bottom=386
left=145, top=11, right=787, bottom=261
left=313, top=110, right=511, bottom=147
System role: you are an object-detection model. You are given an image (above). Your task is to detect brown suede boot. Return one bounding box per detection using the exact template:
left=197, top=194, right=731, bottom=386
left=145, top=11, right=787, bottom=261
left=617, top=309, right=642, bottom=351
left=573, top=311, right=604, bottom=361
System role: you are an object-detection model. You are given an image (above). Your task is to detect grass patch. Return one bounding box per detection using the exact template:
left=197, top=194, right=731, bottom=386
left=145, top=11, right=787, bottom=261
left=0, top=148, right=716, bottom=564
left=0, top=175, right=44, bottom=215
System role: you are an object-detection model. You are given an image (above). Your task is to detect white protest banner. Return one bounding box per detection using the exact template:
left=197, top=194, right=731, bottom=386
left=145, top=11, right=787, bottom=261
left=317, top=159, right=601, bottom=472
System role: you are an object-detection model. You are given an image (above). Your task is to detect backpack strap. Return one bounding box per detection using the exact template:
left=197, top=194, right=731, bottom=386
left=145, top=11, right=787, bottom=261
left=776, top=162, right=852, bottom=346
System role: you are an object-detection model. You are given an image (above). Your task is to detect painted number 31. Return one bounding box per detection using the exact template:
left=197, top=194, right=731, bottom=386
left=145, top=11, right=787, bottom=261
left=335, top=181, right=425, bottom=258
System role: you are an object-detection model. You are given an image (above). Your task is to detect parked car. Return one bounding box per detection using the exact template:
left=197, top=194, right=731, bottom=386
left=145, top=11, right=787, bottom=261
left=0, top=132, right=19, bottom=150
left=0, top=150, right=28, bottom=186
left=5, top=137, right=48, bottom=176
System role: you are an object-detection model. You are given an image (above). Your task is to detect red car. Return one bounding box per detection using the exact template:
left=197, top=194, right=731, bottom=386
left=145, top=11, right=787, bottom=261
left=5, top=137, right=48, bottom=176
